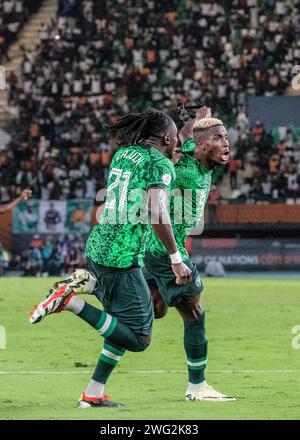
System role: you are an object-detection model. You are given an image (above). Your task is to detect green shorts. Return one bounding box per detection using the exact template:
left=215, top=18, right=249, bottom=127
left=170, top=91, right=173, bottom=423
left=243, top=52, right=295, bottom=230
left=87, top=257, right=153, bottom=336
left=143, top=252, right=204, bottom=307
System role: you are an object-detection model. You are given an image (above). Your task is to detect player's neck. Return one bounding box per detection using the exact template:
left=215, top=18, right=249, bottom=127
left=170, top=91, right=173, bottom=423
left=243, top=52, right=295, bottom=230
left=197, top=152, right=216, bottom=170
left=143, top=138, right=164, bottom=154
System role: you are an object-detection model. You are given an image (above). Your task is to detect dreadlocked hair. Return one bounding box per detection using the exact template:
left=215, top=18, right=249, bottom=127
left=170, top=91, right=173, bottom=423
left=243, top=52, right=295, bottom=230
left=193, top=117, right=224, bottom=132
left=107, top=108, right=173, bottom=148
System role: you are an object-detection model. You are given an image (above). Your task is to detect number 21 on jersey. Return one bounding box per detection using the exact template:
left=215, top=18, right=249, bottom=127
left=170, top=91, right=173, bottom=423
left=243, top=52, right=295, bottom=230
left=106, top=168, right=132, bottom=211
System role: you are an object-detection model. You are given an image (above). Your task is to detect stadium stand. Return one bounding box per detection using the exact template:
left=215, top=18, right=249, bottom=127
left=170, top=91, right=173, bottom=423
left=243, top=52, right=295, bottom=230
left=0, top=1, right=43, bottom=62
left=1, top=0, right=300, bottom=275
left=1, top=0, right=300, bottom=202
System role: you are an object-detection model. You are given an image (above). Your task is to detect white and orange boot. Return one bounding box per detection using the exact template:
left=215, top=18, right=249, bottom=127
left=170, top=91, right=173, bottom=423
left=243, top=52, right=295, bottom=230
left=78, top=392, right=123, bottom=408
left=29, top=283, right=76, bottom=324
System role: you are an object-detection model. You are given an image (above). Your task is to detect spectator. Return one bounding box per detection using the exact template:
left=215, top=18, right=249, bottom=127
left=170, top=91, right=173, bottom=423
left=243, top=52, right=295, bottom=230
left=11, top=233, right=87, bottom=276
left=21, top=245, right=43, bottom=276
left=65, top=246, right=81, bottom=272
left=0, top=242, right=10, bottom=276
left=208, top=185, right=220, bottom=224
left=228, top=157, right=240, bottom=190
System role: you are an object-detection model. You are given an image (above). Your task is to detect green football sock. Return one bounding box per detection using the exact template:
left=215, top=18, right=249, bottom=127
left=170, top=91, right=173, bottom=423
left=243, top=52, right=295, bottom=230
left=184, top=311, right=208, bottom=384
left=78, top=302, right=149, bottom=352
left=92, top=340, right=125, bottom=385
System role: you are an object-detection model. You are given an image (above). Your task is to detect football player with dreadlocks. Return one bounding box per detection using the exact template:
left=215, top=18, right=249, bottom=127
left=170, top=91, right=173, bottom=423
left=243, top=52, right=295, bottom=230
left=29, top=108, right=192, bottom=408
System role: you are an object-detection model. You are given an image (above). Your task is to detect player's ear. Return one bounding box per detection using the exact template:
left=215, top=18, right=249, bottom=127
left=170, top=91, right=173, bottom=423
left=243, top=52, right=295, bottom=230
left=196, top=139, right=205, bottom=151
left=163, top=132, right=171, bottom=145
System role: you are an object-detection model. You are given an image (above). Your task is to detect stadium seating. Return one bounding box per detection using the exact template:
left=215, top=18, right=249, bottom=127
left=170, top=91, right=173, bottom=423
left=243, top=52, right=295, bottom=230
left=1, top=0, right=300, bottom=203
left=0, top=0, right=43, bottom=61
left=1, top=0, right=300, bottom=275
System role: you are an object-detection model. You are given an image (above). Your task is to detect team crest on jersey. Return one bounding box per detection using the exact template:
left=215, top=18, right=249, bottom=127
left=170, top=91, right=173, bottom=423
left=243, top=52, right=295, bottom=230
left=162, top=174, right=171, bottom=185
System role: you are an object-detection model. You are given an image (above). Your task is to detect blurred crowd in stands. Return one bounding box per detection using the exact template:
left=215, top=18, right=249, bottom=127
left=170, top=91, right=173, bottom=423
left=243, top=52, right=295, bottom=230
left=0, top=0, right=300, bottom=205
left=0, top=233, right=86, bottom=276
left=0, top=0, right=42, bottom=61
left=1, top=0, right=300, bottom=275
left=227, top=122, right=300, bottom=203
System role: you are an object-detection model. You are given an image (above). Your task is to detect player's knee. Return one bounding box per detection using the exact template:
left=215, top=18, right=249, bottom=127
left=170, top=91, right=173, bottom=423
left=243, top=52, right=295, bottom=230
left=154, top=300, right=168, bottom=319
left=183, top=308, right=201, bottom=321
left=134, top=334, right=151, bottom=352
left=154, top=310, right=167, bottom=319
left=176, top=295, right=202, bottom=320
left=192, top=303, right=202, bottom=319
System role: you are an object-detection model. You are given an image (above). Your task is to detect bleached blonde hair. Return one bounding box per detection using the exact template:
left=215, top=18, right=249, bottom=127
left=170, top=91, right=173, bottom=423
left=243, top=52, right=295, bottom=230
left=193, top=117, right=224, bottom=131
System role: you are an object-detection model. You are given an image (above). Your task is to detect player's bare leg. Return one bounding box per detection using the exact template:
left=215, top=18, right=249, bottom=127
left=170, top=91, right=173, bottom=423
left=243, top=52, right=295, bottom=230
left=148, top=280, right=168, bottom=319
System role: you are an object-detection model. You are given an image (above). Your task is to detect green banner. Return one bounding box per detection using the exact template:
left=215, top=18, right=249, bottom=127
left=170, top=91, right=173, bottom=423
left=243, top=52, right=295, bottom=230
left=13, top=200, right=40, bottom=233
left=65, top=200, right=93, bottom=233
left=13, top=200, right=93, bottom=234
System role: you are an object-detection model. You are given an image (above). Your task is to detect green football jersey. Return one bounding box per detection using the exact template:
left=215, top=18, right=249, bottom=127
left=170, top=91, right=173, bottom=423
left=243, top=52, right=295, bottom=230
left=85, top=144, right=175, bottom=268
left=146, top=139, right=212, bottom=260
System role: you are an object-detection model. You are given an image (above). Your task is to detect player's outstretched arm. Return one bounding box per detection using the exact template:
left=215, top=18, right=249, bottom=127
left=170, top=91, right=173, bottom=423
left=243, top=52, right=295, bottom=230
left=148, top=187, right=192, bottom=286
left=178, top=106, right=211, bottom=146
left=0, top=189, right=32, bottom=215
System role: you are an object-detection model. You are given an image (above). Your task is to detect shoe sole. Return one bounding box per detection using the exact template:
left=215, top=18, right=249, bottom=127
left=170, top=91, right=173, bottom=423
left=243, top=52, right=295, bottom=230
left=78, top=401, right=92, bottom=408
left=78, top=400, right=123, bottom=408
left=185, top=396, right=236, bottom=402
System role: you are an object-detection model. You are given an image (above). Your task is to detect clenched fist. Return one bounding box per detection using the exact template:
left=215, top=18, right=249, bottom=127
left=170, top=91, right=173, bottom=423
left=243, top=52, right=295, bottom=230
left=21, top=189, right=32, bottom=200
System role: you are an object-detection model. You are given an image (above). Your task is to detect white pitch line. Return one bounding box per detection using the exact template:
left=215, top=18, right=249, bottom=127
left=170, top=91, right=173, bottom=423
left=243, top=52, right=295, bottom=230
left=0, top=369, right=300, bottom=376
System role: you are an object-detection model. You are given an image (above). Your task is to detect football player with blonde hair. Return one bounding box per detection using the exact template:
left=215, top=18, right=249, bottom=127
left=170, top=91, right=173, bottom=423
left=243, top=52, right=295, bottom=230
left=143, top=106, right=234, bottom=402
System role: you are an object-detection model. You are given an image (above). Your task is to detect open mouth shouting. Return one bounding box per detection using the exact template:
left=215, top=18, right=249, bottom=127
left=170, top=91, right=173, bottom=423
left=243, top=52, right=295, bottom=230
left=221, top=150, right=230, bottom=163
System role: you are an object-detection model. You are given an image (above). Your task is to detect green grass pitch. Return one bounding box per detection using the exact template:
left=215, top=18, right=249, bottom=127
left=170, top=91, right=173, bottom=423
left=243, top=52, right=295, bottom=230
left=0, top=277, right=299, bottom=420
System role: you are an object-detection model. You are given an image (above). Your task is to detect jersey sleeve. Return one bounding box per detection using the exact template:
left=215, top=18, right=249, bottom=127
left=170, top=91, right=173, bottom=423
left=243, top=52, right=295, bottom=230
left=146, top=157, right=176, bottom=192
left=181, top=138, right=196, bottom=155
